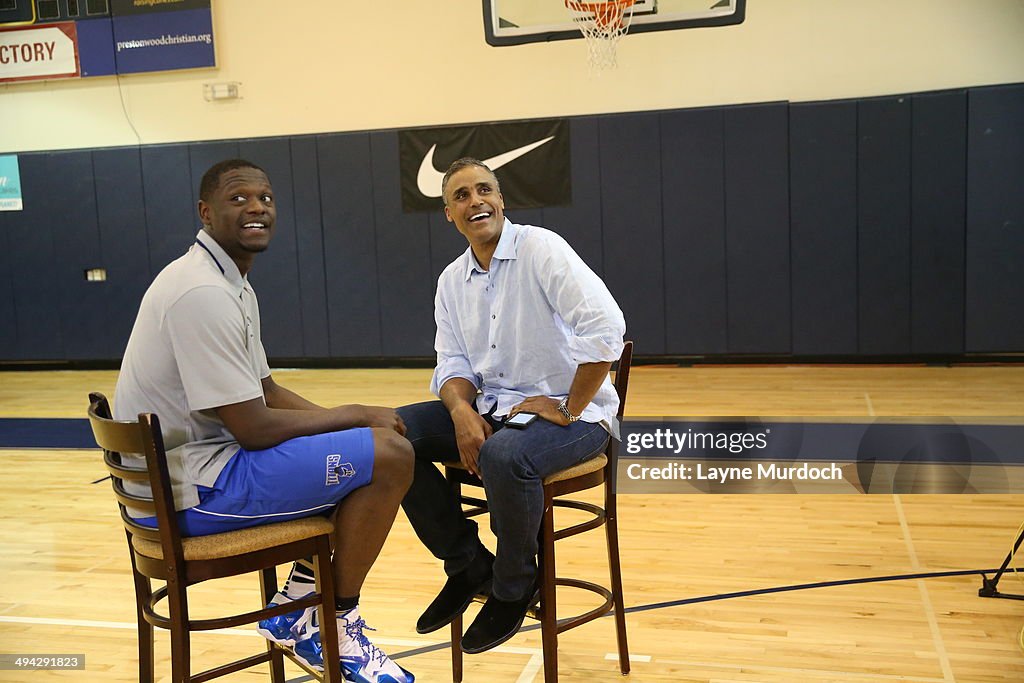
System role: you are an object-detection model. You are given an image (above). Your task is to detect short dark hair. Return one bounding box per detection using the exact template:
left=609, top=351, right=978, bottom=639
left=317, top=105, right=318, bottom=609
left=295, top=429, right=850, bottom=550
left=441, top=158, right=500, bottom=205
left=199, top=159, right=268, bottom=202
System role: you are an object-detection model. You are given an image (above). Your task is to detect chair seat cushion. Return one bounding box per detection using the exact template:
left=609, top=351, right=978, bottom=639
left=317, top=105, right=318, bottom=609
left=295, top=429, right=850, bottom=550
left=544, top=453, right=607, bottom=484
left=131, top=516, right=334, bottom=561
left=445, top=453, right=608, bottom=485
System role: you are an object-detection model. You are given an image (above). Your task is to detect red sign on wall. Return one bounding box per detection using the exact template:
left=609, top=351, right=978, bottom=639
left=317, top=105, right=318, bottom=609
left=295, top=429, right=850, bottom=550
left=0, top=23, right=79, bottom=84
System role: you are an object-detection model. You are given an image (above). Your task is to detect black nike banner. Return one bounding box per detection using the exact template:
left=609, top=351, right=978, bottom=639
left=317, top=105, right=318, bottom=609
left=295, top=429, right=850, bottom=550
left=399, top=119, right=571, bottom=212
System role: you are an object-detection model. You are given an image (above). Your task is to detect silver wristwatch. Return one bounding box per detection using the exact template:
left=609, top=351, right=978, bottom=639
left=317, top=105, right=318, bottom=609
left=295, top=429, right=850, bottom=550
left=556, top=398, right=581, bottom=423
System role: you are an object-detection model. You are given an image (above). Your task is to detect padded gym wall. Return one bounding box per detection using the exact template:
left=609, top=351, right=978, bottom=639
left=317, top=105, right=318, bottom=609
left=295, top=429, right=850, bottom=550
left=0, top=83, right=1020, bottom=363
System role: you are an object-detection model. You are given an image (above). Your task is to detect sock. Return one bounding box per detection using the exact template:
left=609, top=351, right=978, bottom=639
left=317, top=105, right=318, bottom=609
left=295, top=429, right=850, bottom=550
left=282, top=558, right=317, bottom=599
left=336, top=595, right=359, bottom=614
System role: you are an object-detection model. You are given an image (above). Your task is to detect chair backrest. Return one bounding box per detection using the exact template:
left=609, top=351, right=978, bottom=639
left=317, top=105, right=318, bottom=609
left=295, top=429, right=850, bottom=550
left=87, top=392, right=185, bottom=562
left=606, top=341, right=633, bottom=492
left=612, top=341, right=633, bottom=420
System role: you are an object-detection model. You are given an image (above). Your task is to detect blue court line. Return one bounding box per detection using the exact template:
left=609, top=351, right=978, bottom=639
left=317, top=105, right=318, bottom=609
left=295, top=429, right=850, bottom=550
left=389, top=566, right=1020, bottom=660
left=0, top=418, right=95, bottom=448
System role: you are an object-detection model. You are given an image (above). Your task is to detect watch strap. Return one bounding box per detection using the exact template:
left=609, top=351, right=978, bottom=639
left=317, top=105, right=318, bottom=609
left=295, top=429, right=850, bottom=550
left=557, top=398, right=581, bottom=423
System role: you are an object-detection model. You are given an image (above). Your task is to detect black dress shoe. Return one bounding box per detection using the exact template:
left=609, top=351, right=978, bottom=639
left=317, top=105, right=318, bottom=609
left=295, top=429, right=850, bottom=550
left=416, top=566, right=493, bottom=634
left=461, top=585, right=539, bottom=654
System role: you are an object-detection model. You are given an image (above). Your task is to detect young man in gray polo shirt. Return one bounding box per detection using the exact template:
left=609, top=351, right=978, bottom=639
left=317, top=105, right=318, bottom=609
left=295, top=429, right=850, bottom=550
left=115, top=159, right=415, bottom=683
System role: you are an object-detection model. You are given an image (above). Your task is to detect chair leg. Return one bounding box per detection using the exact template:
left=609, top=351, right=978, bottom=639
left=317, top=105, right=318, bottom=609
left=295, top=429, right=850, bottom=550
left=450, top=613, right=463, bottom=683
left=314, top=537, right=343, bottom=683
left=166, top=576, right=191, bottom=683
left=447, top=476, right=465, bottom=683
left=606, top=493, right=630, bottom=674
left=259, top=566, right=287, bottom=683
left=131, top=567, right=155, bottom=683
left=538, top=495, right=559, bottom=683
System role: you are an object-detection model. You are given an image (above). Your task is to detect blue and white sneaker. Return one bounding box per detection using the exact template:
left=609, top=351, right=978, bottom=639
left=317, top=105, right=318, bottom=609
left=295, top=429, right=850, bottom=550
left=256, top=591, right=311, bottom=647
left=290, top=606, right=325, bottom=670
left=290, top=607, right=414, bottom=683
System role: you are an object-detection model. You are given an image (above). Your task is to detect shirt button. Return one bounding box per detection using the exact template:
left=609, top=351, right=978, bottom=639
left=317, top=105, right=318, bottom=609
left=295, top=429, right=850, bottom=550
left=491, top=314, right=496, bottom=319
left=499, top=373, right=504, bottom=378
left=491, top=344, right=496, bottom=349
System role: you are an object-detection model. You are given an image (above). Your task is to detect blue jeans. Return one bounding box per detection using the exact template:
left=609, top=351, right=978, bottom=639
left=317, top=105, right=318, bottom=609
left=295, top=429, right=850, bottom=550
left=397, top=401, right=609, bottom=601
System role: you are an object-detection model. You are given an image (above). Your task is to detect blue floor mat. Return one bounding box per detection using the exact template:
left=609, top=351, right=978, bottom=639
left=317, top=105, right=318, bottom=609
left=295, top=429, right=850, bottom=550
left=0, top=418, right=96, bottom=448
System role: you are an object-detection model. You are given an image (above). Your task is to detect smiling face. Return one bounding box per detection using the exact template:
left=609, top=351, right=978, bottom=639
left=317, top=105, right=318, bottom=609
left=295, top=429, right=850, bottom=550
left=197, top=166, right=276, bottom=276
left=443, top=164, right=505, bottom=256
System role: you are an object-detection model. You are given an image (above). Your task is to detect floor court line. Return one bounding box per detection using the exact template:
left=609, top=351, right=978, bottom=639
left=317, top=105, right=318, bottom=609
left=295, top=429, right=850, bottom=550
left=893, top=494, right=956, bottom=683
left=514, top=653, right=543, bottom=683
left=618, top=567, right=1015, bottom=614
left=604, top=653, right=652, bottom=662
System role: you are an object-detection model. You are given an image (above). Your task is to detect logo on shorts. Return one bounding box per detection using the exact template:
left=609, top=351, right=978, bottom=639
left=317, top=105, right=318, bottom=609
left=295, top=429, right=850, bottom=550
left=326, top=454, right=356, bottom=486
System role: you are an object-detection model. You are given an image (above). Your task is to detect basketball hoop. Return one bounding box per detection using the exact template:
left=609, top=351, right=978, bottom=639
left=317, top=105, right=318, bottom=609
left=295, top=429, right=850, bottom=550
left=565, top=0, right=637, bottom=71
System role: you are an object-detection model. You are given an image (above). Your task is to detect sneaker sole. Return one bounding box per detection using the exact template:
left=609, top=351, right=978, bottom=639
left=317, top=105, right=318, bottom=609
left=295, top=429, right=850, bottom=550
left=255, top=626, right=298, bottom=647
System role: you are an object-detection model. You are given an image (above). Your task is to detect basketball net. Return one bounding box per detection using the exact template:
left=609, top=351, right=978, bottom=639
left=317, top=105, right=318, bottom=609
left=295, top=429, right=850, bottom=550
left=565, top=0, right=636, bottom=71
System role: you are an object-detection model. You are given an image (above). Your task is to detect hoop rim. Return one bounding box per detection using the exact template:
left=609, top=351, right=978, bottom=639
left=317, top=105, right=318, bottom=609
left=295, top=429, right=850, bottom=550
left=565, top=0, right=637, bottom=30
left=564, top=0, right=637, bottom=10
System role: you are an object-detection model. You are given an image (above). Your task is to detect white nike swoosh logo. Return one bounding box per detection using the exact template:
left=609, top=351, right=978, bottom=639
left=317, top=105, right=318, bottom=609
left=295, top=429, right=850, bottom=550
left=416, top=136, right=556, bottom=198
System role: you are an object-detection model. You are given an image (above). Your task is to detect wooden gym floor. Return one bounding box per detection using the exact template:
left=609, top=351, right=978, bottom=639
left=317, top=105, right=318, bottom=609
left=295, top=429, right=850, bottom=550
left=0, top=364, right=1022, bottom=682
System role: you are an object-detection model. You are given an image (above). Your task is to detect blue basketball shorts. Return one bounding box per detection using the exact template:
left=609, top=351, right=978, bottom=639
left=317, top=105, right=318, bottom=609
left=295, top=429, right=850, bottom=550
left=136, top=427, right=375, bottom=537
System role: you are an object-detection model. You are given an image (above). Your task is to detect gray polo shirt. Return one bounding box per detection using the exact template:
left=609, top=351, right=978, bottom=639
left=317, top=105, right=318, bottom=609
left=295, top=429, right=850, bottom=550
left=114, top=229, right=270, bottom=512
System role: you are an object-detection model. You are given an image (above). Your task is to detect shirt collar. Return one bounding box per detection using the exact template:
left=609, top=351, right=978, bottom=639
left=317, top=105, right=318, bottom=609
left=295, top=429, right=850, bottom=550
left=195, top=229, right=248, bottom=292
left=462, top=218, right=520, bottom=281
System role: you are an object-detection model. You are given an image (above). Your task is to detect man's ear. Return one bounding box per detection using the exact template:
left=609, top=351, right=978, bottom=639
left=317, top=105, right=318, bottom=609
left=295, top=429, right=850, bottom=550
left=444, top=205, right=453, bottom=223
left=197, top=200, right=210, bottom=226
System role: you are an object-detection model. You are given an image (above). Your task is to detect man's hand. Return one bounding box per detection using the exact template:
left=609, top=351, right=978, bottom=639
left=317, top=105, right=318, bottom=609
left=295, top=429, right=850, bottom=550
left=451, top=402, right=492, bottom=478
left=350, top=405, right=407, bottom=436
left=509, top=396, right=569, bottom=427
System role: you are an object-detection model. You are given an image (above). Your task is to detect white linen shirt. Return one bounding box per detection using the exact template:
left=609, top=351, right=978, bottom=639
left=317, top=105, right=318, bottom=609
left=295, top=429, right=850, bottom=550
left=430, top=219, right=625, bottom=432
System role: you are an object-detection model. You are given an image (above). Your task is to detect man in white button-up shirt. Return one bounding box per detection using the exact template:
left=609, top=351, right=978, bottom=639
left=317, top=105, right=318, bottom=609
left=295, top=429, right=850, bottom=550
left=399, top=158, right=625, bottom=654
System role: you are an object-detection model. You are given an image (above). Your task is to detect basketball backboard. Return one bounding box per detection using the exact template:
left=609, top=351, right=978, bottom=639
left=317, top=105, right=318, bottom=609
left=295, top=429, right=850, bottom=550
left=483, top=0, right=745, bottom=46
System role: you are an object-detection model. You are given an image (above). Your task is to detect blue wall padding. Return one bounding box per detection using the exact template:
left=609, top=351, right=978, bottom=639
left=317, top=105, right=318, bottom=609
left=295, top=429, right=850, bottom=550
left=94, top=148, right=154, bottom=355
left=141, top=145, right=195, bottom=275
left=9, top=154, right=65, bottom=359
left=661, top=107, right=728, bottom=355
left=790, top=100, right=858, bottom=356
left=965, top=84, right=1024, bottom=352
left=1, top=83, right=1021, bottom=361
left=318, top=133, right=383, bottom=358
left=600, top=112, right=666, bottom=355
left=369, top=132, right=436, bottom=357
left=287, top=136, right=331, bottom=358
left=544, top=118, right=604, bottom=279
left=857, top=96, right=913, bottom=355
left=52, top=150, right=105, bottom=359
left=724, top=103, right=791, bottom=354
left=911, top=90, right=967, bottom=355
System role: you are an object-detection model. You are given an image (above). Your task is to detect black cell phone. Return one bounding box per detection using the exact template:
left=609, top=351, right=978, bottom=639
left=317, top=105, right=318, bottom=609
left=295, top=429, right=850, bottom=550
left=504, top=412, right=538, bottom=429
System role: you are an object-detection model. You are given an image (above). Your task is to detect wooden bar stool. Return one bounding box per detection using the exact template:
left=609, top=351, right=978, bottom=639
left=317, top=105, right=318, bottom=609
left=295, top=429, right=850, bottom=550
left=444, top=341, right=633, bottom=682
